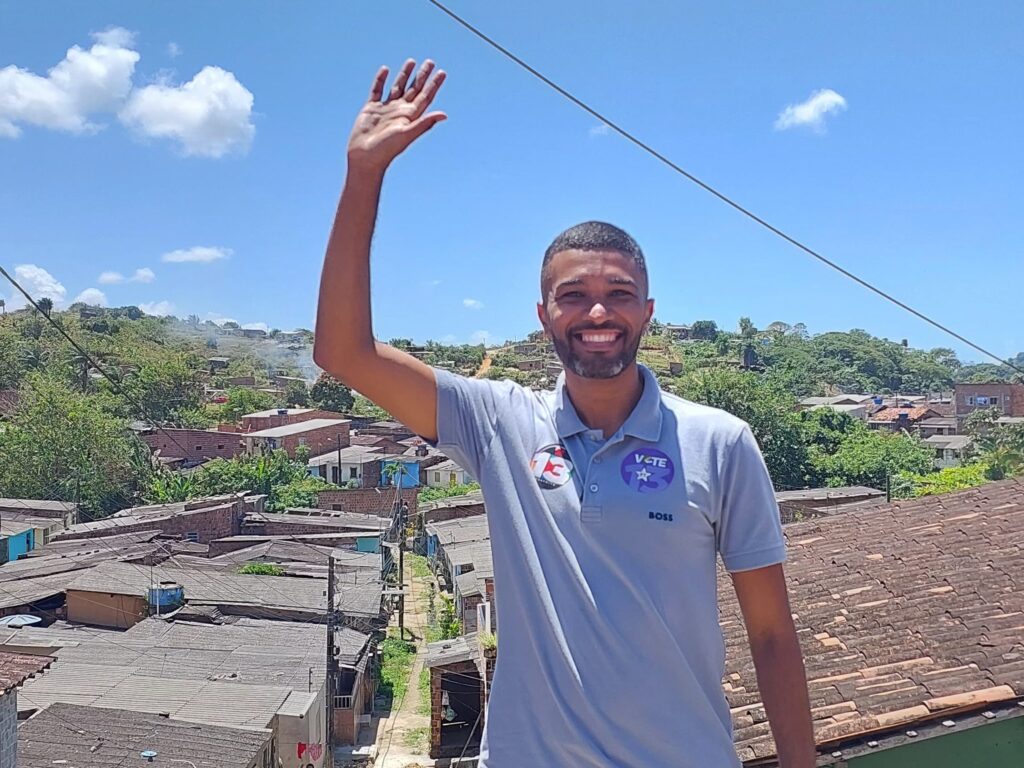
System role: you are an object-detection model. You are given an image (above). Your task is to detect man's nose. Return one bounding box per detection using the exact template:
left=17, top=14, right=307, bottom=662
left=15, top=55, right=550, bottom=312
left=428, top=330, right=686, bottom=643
left=588, top=302, right=609, bottom=322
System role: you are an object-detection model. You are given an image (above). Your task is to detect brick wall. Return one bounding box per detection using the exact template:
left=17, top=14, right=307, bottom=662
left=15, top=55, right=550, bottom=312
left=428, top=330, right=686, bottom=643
left=422, top=503, right=485, bottom=526
left=0, top=692, right=15, bottom=768
left=247, top=519, right=376, bottom=537
left=954, top=383, right=1024, bottom=417
left=318, top=487, right=418, bottom=517
left=241, top=409, right=344, bottom=432
left=142, top=428, right=244, bottom=463
left=57, top=502, right=241, bottom=544
left=249, top=421, right=352, bottom=459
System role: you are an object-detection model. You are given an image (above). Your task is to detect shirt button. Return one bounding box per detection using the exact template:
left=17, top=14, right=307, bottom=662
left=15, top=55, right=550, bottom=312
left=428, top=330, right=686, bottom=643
left=589, top=484, right=599, bottom=493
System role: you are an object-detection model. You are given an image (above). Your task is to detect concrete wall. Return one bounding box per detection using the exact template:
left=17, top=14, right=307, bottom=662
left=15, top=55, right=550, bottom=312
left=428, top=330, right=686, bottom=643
left=0, top=692, right=15, bottom=768
left=0, top=530, right=34, bottom=564
left=278, top=684, right=327, bottom=768
left=955, top=383, right=1024, bottom=418
left=66, top=591, right=148, bottom=629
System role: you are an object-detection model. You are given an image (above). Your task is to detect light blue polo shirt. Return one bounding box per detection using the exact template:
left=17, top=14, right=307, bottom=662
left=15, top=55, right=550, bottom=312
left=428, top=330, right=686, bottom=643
left=434, top=364, right=786, bottom=767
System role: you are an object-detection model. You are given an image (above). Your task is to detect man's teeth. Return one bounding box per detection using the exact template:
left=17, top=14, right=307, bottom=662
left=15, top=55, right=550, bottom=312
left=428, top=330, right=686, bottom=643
left=581, top=332, right=618, bottom=343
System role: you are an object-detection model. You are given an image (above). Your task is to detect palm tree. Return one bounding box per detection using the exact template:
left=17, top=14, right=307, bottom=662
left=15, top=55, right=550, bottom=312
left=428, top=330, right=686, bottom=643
left=36, top=297, right=53, bottom=317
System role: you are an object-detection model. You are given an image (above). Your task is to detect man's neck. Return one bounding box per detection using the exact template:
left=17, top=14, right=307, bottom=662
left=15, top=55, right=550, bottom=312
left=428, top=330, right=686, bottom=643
left=563, top=363, right=645, bottom=437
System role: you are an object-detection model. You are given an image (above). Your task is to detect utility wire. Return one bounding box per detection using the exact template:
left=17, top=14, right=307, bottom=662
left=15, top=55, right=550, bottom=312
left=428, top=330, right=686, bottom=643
left=0, top=263, right=193, bottom=456
left=424, top=0, right=1024, bottom=379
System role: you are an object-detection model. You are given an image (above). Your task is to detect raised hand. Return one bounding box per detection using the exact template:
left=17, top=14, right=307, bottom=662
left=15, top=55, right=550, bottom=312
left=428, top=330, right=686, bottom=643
left=347, top=59, right=447, bottom=173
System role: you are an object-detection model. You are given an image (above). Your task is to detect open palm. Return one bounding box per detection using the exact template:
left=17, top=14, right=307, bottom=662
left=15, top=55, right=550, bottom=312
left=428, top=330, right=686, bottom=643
left=348, top=59, right=447, bottom=171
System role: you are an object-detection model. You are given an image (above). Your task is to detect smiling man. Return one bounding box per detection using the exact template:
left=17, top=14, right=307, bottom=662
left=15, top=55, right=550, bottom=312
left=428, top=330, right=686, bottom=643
left=315, top=59, right=816, bottom=767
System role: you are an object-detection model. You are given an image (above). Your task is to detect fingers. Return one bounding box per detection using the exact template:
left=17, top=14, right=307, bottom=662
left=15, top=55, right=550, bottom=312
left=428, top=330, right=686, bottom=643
left=388, top=59, right=416, bottom=102
left=413, top=69, right=447, bottom=112
left=404, top=60, right=436, bottom=101
left=369, top=66, right=389, bottom=102
left=406, top=111, right=447, bottom=141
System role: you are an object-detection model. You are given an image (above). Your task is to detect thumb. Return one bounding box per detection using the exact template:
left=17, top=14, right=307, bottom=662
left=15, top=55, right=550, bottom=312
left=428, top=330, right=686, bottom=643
left=407, top=111, right=447, bottom=140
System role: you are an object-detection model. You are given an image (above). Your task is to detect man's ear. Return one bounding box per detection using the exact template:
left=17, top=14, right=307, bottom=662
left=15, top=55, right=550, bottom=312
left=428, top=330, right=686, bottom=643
left=536, top=302, right=551, bottom=338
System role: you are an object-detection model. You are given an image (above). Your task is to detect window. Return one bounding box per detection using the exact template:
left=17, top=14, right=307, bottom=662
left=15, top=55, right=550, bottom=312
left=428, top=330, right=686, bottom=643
left=195, top=445, right=202, bottom=451
left=298, top=437, right=307, bottom=446
left=967, top=396, right=975, bottom=405
left=217, top=444, right=225, bottom=450
left=976, top=396, right=990, bottom=406
left=349, top=467, right=359, bottom=479
left=331, top=467, right=339, bottom=484
left=990, top=396, right=999, bottom=406
left=434, top=472, right=441, bottom=483
left=183, top=532, right=199, bottom=542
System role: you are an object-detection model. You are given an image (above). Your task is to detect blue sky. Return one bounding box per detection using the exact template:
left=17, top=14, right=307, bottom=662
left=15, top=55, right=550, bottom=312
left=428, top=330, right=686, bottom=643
left=1, top=1, right=1021, bottom=363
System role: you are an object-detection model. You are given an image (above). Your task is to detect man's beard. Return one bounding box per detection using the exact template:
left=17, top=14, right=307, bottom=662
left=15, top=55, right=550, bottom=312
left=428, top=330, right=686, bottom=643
left=550, top=326, right=642, bottom=379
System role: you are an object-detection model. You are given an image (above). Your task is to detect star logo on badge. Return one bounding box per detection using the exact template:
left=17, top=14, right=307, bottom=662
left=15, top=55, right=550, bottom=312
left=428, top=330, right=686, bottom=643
left=635, top=467, right=652, bottom=482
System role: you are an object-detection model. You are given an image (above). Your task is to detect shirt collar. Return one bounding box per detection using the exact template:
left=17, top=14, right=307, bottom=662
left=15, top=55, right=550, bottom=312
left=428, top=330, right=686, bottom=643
left=553, top=364, right=663, bottom=442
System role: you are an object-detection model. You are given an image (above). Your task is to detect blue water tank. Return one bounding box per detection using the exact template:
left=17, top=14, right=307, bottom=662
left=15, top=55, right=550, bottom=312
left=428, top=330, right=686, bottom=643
left=147, top=581, right=184, bottom=611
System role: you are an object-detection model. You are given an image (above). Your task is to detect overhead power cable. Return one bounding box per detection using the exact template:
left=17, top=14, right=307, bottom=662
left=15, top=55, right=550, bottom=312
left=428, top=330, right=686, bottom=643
left=423, top=0, right=1024, bottom=379
left=0, top=263, right=193, bottom=456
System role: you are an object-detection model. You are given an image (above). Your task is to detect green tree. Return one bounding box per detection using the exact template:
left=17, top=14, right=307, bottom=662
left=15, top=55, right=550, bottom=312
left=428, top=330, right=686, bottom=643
left=671, top=368, right=808, bottom=490
left=689, top=320, right=719, bottom=341
left=36, top=298, right=53, bottom=317
left=0, top=374, right=151, bottom=515
left=816, top=429, right=932, bottom=489
left=217, top=387, right=279, bottom=424
left=963, top=408, right=1024, bottom=479
left=285, top=381, right=309, bottom=407
left=309, top=373, right=354, bottom=412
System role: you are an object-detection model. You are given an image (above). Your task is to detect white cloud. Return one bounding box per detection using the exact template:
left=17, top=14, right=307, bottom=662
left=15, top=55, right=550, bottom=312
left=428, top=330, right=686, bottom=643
left=72, top=287, right=108, bottom=306
left=774, top=89, right=847, bottom=132
left=0, top=34, right=139, bottom=138
left=92, top=27, right=137, bottom=49
left=98, top=270, right=124, bottom=284
left=139, top=300, right=176, bottom=316
left=98, top=266, right=156, bottom=284
left=167, top=42, right=182, bottom=59
left=463, top=298, right=484, bottom=310
left=203, top=312, right=236, bottom=326
left=7, top=264, right=67, bottom=309
left=119, top=66, right=255, bottom=157
left=589, top=123, right=610, bottom=137
left=440, top=333, right=459, bottom=344
left=241, top=322, right=269, bottom=332
left=469, top=330, right=492, bottom=346
left=161, top=245, right=231, bottom=264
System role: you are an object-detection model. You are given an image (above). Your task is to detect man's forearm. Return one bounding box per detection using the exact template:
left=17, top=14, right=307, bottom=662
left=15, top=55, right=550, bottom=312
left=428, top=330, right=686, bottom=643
left=314, top=164, right=386, bottom=369
left=751, top=629, right=816, bottom=768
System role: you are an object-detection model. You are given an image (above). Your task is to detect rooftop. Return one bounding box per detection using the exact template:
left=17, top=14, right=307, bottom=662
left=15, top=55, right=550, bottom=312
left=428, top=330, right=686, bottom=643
left=0, top=530, right=163, bottom=583
left=245, top=418, right=350, bottom=438
left=0, top=498, right=77, bottom=515
left=720, top=476, right=1024, bottom=762
left=307, top=445, right=385, bottom=465
left=425, top=632, right=481, bottom=669
left=774, top=486, right=885, bottom=503
left=426, top=514, right=490, bottom=546
left=247, top=510, right=386, bottom=531
left=18, top=702, right=272, bottom=768
left=66, top=561, right=330, bottom=617
left=922, top=434, right=974, bottom=450
left=243, top=407, right=315, bottom=418
left=868, top=405, right=938, bottom=423
left=0, top=651, right=52, bottom=693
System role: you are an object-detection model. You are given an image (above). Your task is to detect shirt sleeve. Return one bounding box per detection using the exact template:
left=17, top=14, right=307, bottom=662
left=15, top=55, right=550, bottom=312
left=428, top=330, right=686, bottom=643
left=432, top=368, right=518, bottom=480
left=716, top=425, right=787, bottom=573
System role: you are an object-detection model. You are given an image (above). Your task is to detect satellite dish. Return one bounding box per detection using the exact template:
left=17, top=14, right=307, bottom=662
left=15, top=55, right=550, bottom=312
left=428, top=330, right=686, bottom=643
left=0, top=615, right=42, bottom=628
left=140, top=750, right=158, bottom=761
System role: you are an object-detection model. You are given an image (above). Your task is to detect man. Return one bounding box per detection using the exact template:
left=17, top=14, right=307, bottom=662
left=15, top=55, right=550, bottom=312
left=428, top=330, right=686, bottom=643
left=315, top=59, right=815, bottom=767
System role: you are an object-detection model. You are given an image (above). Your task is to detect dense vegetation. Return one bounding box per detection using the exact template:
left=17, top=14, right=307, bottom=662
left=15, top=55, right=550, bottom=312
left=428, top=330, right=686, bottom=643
left=1, top=305, right=1020, bottom=516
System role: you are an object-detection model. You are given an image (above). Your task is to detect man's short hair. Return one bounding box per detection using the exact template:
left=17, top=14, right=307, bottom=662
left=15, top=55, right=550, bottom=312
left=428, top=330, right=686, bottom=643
left=541, top=221, right=647, bottom=295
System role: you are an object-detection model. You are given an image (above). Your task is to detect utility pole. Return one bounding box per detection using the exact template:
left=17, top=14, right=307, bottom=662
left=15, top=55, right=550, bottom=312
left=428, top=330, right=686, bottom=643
left=325, top=553, right=336, bottom=768
left=336, top=433, right=343, bottom=486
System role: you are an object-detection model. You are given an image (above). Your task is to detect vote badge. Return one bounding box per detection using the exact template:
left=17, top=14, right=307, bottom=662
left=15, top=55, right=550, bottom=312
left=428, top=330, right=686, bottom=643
left=621, top=448, right=675, bottom=493
left=530, top=444, right=575, bottom=489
